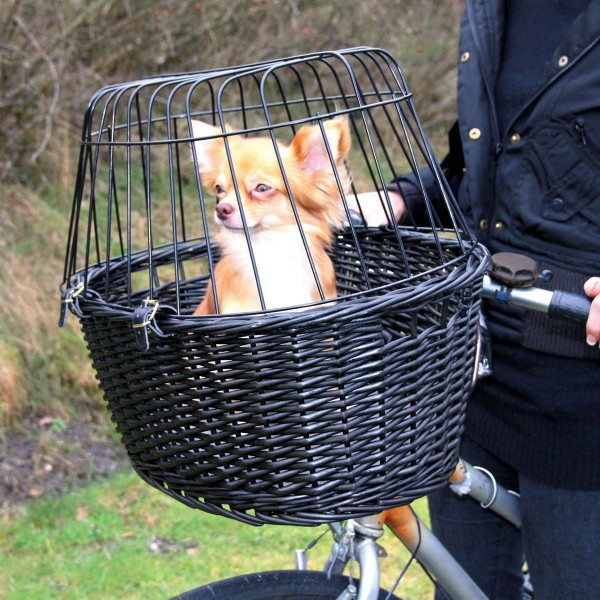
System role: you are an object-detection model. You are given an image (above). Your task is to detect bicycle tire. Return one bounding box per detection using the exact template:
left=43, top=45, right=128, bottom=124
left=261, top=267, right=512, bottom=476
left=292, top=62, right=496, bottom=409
left=170, top=570, right=401, bottom=599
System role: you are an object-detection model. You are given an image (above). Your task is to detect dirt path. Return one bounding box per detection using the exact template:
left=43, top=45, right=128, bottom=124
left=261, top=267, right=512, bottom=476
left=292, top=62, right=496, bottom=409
left=0, top=417, right=127, bottom=512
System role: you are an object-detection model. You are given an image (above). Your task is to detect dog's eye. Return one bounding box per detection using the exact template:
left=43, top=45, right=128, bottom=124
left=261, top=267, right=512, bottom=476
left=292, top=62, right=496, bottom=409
left=214, top=184, right=226, bottom=196
left=255, top=183, right=271, bottom=193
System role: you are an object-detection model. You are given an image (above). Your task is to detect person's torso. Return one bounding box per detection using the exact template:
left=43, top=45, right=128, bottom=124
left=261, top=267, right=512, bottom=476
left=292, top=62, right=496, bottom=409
left=456, top=0, right=600, bottom=356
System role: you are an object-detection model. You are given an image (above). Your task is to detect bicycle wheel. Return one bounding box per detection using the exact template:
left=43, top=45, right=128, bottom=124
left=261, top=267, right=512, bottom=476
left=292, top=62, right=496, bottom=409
left=170, top=570, right=400, bottom=599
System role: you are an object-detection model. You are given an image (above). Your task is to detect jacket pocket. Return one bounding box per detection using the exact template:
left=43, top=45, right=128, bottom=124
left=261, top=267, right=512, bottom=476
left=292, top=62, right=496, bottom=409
left=542, top=161, right=600, bottom=225
left=535, top=120, right=600, bottom=227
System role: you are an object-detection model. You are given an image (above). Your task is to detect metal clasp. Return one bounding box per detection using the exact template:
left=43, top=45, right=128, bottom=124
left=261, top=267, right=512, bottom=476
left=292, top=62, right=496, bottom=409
left=59, top=281, right=85, bottom=327
left=132, top=297, right=160, bottom=351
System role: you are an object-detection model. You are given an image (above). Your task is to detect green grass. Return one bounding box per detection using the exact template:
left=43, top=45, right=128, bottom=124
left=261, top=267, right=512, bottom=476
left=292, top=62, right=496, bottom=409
left=1, top=471, right=434, bottom=599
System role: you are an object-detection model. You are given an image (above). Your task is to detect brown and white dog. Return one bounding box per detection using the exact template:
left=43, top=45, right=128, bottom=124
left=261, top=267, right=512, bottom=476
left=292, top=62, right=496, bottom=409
left=191, top=117, right=351, bottom=315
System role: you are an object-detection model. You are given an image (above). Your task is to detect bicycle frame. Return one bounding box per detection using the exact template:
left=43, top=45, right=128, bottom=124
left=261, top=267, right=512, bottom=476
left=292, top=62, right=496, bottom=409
left=310, top=457, right=521, bottom=600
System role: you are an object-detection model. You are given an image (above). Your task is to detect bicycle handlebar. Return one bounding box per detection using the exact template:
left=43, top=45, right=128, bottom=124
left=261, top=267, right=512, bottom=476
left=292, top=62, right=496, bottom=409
left=482, top=275, right=591, bottom=325
left=344, top=213, right=593, bottom=325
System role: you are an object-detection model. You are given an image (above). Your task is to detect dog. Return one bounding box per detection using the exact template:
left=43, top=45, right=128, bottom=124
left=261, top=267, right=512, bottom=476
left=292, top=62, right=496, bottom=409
left=190, top=116, right=351, bottom=315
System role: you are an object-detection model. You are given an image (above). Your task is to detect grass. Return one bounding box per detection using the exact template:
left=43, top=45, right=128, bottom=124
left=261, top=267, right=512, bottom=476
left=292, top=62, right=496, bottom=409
left=1, top=470, right=435, bottom=599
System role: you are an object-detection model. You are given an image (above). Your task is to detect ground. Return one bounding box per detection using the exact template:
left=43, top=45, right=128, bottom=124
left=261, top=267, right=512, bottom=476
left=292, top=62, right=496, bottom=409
left=0, top=415, right=127, bottom=513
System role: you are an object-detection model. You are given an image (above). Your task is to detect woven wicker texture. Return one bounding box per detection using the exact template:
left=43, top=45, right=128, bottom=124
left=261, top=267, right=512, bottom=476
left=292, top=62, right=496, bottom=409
left=73, top=231, right=487, bottom=525
left=60, top=48, right=490, bottom=525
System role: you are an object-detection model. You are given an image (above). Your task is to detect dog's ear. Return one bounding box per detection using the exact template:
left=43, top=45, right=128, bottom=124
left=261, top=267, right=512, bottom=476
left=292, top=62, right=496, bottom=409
left=190, top=120, right=226, bottom=173
left=291, top=116, right=351, bottom=172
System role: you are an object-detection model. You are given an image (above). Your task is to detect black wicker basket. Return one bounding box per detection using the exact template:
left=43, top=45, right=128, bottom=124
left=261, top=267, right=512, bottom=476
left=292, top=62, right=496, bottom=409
left=60, top=47, right=489, bottom=526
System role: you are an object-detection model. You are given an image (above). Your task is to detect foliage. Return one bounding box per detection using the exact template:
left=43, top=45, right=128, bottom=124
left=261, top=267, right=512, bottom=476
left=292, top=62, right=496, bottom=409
left=1, top=4, right=459, bottom=595
left=0, top=182, right=102, bottom=425
left=0, top=0, right=461, bottom=425
left=0, top=0, right=461, bottom=185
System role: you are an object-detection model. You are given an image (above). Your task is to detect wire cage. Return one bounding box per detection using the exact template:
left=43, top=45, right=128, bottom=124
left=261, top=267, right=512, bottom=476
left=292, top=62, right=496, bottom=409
left=60, top=47, right=489, bottom=526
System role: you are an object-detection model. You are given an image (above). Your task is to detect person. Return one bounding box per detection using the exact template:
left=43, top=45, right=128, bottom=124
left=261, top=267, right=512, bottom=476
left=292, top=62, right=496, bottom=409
left=352, top=1, right=600, bottom=598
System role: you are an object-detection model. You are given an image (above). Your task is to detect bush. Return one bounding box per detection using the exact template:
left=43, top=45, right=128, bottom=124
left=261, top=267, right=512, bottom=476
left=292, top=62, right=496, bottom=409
left=0, top=0, right=461, bottom=425
left=0, top=0, right=460, bottom=185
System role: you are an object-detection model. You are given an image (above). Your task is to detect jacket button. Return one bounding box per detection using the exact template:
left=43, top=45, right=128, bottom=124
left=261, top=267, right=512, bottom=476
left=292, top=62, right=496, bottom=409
left=549, top=197, right=565, bottom=211
left=510, top=133, right=521, bottom=144
left=479, top=219, right=488, bottom=231
left=469, top=128, right=482, bottom=140
left=494, top=220, right=504, bottom=231
left=558, top=55, right=569, bottom=67
left=461, top=52, right=471, bottom=63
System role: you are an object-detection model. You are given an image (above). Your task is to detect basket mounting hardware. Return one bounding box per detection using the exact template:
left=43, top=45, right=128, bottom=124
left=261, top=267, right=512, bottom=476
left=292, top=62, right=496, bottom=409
left=132, top=297, right=160, bottom=351
left=58, top=280, right=85, bottom=327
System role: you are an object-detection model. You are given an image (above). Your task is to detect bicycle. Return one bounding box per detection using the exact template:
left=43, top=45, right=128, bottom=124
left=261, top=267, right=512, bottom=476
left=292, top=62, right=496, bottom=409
left=56, top=47, right=593, bottom=600
left=169, top=251, right=592, bottom=600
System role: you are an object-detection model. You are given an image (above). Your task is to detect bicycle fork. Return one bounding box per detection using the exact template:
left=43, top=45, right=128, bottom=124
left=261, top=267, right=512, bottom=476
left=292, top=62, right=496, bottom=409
left=295, top=459, right=521, bottom=600
left=321, top=514, right=384, bottom=600
left=300, top=506, right=489, bottom=600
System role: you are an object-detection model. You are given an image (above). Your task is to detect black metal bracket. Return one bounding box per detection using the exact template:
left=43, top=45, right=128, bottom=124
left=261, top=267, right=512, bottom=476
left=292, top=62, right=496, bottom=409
left=132, top=298, right=160, bottom=351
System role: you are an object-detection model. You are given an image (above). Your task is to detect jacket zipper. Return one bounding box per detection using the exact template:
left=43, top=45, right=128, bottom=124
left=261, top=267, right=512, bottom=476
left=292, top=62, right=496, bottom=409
left=574, top=118, right=587, bottom=146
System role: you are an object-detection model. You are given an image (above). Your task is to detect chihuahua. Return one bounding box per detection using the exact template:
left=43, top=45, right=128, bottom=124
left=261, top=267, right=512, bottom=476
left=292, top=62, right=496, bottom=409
left=191, top=116, right=351, bottom=315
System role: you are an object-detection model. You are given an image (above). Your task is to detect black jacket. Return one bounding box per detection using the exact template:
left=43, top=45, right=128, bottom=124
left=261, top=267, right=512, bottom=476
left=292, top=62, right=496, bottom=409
left=395, top=0, right=600, bottom=358
left=457, top=0, right=600, bottom=271
left=429, top=0, right=600, bottom=489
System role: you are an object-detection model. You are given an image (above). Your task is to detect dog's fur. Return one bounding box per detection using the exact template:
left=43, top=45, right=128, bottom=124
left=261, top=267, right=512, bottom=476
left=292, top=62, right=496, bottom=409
left=191, top=117, right=351, bottom=315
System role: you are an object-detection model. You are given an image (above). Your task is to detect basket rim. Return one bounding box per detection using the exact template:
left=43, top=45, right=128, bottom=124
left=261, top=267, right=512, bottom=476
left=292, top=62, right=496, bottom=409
left=64, top=229, right=488, bottom=323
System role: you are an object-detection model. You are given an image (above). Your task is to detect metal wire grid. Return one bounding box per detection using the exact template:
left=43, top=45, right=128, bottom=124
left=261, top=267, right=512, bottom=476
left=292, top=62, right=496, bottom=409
left=62, top=47, right=473, bottom=314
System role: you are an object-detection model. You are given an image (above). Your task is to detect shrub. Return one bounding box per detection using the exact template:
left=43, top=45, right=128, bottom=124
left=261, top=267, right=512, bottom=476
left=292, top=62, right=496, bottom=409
left=0, top=0, right=461, bottom=425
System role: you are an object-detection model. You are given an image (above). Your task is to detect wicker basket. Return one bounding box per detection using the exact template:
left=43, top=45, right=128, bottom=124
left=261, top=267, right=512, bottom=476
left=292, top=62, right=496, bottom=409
left=60, top=47, right=489, bottom=525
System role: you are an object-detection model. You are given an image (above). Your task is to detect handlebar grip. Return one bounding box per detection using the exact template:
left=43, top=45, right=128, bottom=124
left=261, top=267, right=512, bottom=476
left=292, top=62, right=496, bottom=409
left=548, top=290, right=592, bottom=325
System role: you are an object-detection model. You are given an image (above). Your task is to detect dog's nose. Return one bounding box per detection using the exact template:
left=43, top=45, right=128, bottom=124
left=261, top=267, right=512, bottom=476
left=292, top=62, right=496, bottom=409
left=215, top=202, right=235, bottom=220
